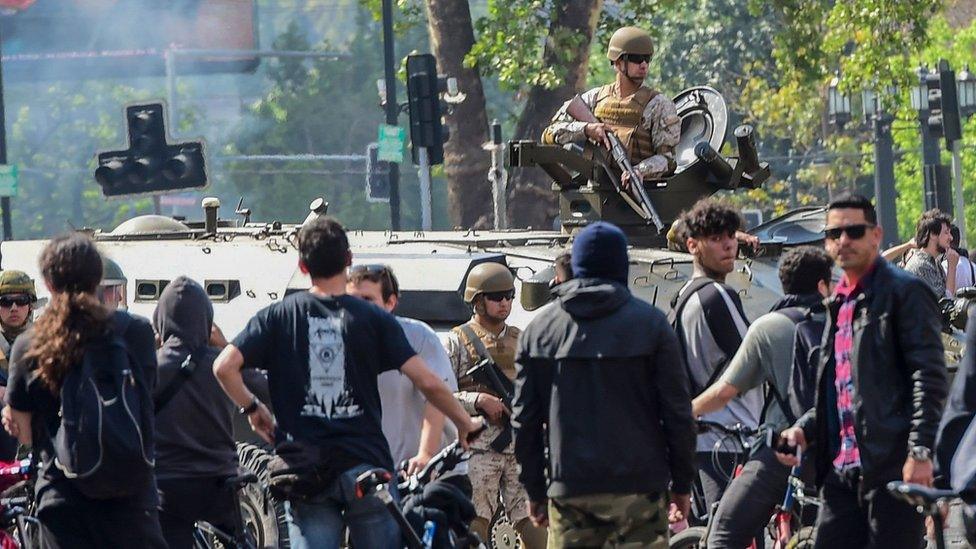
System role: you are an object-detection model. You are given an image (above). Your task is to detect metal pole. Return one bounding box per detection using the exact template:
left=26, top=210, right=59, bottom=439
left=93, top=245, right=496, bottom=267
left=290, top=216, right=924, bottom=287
left=487, top=121, right=507, bottom=230
left=0, top=29, right=11, bottom=241
left=874, top=112, right=899, bottom=248
left=165, top=48, right=176, bottom=129
left=381, top=0, right=401, bottom=231
left=418, top=147, right=432, bottom=230
left=952, top=139, right=967, bottom=248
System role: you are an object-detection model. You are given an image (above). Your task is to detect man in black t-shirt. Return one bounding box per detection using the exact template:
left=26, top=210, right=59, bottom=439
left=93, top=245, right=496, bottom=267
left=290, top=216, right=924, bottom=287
left=213, top=216, right=480, bottom=549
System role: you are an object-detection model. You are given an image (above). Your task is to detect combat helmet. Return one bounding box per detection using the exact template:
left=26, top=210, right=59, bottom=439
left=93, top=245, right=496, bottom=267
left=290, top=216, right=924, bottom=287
left=0, top=270, right=36, bottom=300
left=607, top=26, right=654, bottom=61
left=101, top=255, right=127, bottom=286
left=463, top=262, right=515, bottom=303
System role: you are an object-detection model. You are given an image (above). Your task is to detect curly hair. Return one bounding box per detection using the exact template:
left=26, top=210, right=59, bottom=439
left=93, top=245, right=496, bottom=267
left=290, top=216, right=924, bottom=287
left=914, top=209, right=951, bottom=249
left=27, top=233, right=109, bottom=394
left=681, top=199, right=742, bottom=239
left=778, top=246, right=834, bottom=295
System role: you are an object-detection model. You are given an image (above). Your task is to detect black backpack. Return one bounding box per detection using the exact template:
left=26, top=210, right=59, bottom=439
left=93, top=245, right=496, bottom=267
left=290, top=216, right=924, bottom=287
left=53, top=313, right=155, bottom=500
left=755, top=306, right=825, bottom=428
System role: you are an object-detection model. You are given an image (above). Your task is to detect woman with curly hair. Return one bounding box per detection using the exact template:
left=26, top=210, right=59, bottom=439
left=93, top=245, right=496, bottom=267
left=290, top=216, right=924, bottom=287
left=1, top=233, right=165, bottom=548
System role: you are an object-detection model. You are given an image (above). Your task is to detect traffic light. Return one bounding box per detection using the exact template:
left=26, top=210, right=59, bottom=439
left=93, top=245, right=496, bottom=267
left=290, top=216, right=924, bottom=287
left=94, top=103, right=207, bottom=197
left=926, top=59, right=963, bottom=147
left=406, top=53, right=450, bottom=166
left=365, top=143, right=391, bottom=202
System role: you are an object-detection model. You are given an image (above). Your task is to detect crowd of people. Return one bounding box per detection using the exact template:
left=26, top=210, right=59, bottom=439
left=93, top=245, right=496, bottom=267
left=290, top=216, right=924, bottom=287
left=0, top=193, right=971, bottom=548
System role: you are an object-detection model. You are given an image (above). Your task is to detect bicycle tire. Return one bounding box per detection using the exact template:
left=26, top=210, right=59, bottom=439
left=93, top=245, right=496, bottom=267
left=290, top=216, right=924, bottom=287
left=670, top=526, right=707, bottom=548
left=237, top=442, right=290, bottom=549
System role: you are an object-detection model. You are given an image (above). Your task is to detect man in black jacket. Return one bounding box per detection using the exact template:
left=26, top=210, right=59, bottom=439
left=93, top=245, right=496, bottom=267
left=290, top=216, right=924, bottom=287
left=512, top=221, right=696, bottom=547
left=778, top=193, right=948, bottom=548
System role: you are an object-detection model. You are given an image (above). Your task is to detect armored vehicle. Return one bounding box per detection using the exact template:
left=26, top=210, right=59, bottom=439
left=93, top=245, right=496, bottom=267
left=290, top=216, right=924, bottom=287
left=0, top=86, right=961, bottom=548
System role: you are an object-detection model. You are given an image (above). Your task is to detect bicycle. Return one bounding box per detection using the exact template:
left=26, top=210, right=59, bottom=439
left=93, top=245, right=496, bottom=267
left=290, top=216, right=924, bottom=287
left=356, top=439, right=483, bottom=549
left=190, top=472, right=261, bottom=549
left=887, top=481, right=975, bottom=549
left=671, top=422, right=820, bottom=549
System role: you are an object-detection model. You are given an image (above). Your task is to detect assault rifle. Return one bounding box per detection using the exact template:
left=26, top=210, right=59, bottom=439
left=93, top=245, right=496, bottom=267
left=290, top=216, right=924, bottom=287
left=565, top=94, right=665, bottom=232
left=464, top=359, right=514, bottom=452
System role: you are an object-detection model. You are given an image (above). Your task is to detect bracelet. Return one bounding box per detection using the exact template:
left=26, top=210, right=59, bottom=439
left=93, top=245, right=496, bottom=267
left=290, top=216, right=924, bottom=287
left=239, top=396, right=259, bottom=416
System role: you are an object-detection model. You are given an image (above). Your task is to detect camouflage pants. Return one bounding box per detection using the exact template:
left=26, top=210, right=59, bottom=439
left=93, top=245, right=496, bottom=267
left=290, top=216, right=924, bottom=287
left=467, top=450, right=529, bottom=523
left=547, top=493, right=668, bottom=548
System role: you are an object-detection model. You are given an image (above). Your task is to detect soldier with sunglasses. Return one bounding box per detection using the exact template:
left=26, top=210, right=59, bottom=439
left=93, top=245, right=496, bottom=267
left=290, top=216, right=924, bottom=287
left=445, top=262, right=547, bottom=548
left=542, top=26, right=681, bottom=182
left=0, top=271, right=34, bottom=460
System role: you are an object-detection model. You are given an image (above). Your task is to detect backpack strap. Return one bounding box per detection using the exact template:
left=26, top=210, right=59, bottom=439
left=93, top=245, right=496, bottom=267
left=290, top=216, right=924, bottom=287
left=758, top=307, right=808, bottom=426
left=669, top=278, right=727, bottom=396
left=153, top=354, right=199, bottom=414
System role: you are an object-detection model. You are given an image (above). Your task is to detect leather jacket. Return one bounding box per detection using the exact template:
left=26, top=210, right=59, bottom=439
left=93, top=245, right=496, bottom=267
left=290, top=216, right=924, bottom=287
left=797, top=257, right=948, bottom=491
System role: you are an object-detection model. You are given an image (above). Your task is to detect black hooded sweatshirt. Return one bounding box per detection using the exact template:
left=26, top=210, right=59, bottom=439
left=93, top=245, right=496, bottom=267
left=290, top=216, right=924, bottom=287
left=512, top=277, right=697, bottom=501
left=153, top=276, right=237, bottom=480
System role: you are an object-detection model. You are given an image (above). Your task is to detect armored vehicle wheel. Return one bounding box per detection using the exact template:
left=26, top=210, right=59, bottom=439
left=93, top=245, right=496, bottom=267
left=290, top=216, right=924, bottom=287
left=489, top=514, right=521, bottom=549
left=237, top=442, right=290, bottom=548
left=669, top=526, right=706, bottom=548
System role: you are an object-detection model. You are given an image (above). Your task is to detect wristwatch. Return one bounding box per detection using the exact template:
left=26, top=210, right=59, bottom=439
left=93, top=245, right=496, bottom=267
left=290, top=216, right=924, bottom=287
left=910, top=446, right=932, bottom=461
left=239, top=396, right=260, bottom=416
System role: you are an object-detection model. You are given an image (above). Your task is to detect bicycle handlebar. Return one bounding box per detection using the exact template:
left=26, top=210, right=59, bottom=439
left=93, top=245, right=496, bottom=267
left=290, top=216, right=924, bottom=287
left=695, top=420, right=758, bottom=439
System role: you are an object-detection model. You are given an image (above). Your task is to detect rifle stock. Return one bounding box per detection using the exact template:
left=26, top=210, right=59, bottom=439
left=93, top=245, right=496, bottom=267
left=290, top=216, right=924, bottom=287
left=563, top=95, right=665, bottom=231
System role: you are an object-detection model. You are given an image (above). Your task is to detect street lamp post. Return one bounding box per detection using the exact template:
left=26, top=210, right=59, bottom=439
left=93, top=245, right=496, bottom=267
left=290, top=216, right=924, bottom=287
left=948, top=65, right=976, bottom=247
left=827, top=76, right=899, bottom=247
left=861, top=88, right=899, bottom=248
left=913, top=66, right=952, bottom=213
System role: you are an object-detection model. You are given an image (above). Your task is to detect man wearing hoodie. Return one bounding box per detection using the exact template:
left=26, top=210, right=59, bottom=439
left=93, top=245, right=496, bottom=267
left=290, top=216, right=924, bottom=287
left=693, top=246, right=833, bottom=547
left=513, top=221, right=696, bottom=547
left=153, top=276, right=244, bottom=547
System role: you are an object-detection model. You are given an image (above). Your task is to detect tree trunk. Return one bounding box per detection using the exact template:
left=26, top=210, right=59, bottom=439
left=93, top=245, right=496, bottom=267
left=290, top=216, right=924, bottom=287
left=508, top=0, right=604, bottom=229
left=426, top=0, right=492, bottom=228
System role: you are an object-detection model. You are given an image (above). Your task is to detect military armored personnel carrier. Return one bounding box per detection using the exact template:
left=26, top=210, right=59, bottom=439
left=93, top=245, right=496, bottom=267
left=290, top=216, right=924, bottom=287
left=1, top=85, right=960, bottom=548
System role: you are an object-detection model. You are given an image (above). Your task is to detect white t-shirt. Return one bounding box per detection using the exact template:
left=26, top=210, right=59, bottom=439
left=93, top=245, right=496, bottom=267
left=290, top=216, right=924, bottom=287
left=379, top=316, right=459, bottom=467
left=943, top=255, right=976, bottom=295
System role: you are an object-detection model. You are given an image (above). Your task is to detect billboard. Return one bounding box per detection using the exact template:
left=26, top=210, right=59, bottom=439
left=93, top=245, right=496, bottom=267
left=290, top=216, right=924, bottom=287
left=0, top=0, right=259, bottom=81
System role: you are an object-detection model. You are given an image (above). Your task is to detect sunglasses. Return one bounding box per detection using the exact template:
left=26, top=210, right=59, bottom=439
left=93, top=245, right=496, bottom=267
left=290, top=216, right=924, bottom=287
left=0, top=295, right=32, bottom=309
left=349, top=264, right=400, bottom=295
left=824, top=224, right=875, bottom=241
left=484, top=290, right=516, bottom=302
left=623, top=53, right=651, bottom=64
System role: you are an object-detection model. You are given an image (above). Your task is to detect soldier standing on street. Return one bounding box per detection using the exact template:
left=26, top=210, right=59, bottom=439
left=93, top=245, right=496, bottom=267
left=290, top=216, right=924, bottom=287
left=0, top=270, right=34, bottom=461
left=542, top=26, right=681, bottom=182
left=445, top=262, right=547, bottom=548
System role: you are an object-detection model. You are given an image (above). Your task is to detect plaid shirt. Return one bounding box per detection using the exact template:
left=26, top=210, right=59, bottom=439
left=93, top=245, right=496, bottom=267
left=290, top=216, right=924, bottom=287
left=831, top=273, right=868, bottom=471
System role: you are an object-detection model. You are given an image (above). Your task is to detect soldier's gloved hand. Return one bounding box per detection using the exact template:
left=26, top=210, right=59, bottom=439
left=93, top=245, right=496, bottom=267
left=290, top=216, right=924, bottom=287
left=584, top=122, right=612, bottom=150
left=475, top=393, right=510, bottom=425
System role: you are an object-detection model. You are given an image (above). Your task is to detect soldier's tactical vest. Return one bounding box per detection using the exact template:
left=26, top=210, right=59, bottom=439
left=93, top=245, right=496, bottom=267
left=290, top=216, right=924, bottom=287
left=594, top=84, right=659, bottom=166
left=453, top=321, right=520, bottom=395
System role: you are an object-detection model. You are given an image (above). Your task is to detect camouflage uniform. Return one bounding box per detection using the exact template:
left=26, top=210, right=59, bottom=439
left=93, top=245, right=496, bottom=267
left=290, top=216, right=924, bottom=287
left=444, top=320, right=527, bottom=524
left=542, top=82, right=681, bottom=179
left=547, top=493, right=669, bottom=548
left=0, top=270, right=36, bottom=371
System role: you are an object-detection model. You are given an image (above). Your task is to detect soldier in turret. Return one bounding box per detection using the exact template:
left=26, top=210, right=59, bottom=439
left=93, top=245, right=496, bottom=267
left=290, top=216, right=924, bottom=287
left=445, top=262, right=547, bottom=548
left=542, top=26, right=682, bottom=182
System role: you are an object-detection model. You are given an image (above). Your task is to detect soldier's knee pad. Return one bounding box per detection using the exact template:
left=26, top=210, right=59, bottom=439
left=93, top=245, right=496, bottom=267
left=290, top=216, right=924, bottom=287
left=515, top=517, right=548, bottom=549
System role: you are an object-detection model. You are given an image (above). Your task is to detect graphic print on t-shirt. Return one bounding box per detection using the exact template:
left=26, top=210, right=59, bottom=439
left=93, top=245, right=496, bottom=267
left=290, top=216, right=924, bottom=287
left=302, top=313, right=362, bottom=419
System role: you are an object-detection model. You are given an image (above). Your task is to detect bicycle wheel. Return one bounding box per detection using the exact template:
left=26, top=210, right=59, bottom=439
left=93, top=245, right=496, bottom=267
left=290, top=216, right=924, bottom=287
left=670, top=526, right=707, bottom=548
left=237, top=442, right=290, bottom=549
left=786, top=526, right=816, bottom=549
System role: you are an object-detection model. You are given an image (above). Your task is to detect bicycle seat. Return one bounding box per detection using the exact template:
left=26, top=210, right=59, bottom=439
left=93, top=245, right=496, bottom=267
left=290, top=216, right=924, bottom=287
left=886, top=481, right=957, bottom=507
